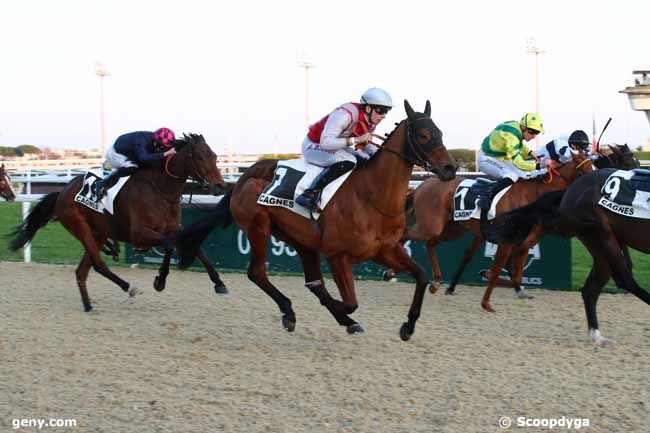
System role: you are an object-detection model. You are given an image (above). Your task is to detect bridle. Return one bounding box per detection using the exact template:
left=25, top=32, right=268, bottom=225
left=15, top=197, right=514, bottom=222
left=373, top=117, right=443, bottom=173
left=164, top=140, right=209, bottom=185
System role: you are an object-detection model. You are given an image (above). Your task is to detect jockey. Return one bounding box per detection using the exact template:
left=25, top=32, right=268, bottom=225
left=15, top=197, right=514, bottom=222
left=477, top=113, right=548, bottom=208
left=536, top=130, right=591, bottom=165
left=295, top=87, right=393, bottom=211
left=94, top=128, right=177, bottom=198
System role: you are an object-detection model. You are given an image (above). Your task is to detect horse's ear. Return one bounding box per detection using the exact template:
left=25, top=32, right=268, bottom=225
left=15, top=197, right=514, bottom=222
left=424, top=100, right=431, bottom=117
left=404, top=100, right=415, bottom=119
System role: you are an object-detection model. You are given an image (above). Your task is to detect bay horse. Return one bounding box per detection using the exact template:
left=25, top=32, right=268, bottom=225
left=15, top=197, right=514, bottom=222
left=175, top=100, right=457, bottom=340
left=9, top=134, right=226, bottom=312
left=485, top=168, right=650, bottom=345
left=0, top=163, right=17, bottom=201
left=384, top=150, right=593, bottom=311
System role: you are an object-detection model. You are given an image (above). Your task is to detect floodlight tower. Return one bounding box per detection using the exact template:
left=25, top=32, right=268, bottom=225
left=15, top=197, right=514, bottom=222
left=526, top=38, right=545, bottom=147
left=95, top=62, right=110, bottom=154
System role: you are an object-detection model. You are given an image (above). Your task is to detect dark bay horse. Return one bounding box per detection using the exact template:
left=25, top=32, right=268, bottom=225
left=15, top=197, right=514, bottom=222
left=0, top=163, right=17, bottom=201
left=486, top=168, right=650, bottom=345
left=175, top=101, right=457, bottom=340
left=384, top=151, right=593, bottom=311
left=9, top=134, right=226, bottom=311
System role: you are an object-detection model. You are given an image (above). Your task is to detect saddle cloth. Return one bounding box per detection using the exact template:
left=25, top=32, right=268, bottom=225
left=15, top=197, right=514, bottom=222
left=73, top=169, right=130, bottom=215
left=453, top=178, right=512, bottom=221
left=256, top=159, right=353, bottom=219
left=598, top=169, right=650, bottom=219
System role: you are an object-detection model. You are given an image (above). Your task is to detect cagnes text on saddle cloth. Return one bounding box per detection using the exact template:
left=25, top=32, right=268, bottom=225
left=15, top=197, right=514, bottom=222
left=257, top=159, right=353, bottom=219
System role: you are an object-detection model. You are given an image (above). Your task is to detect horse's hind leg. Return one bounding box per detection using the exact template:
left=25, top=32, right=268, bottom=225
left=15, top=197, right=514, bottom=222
left=480, top=244, right=513, bottom=312
left=63, top=218, right=132, bottom=295
left=196, top=248, right=229, bottom=295
left=425, top=239, right=443, bottom=293
left=296, top=247, right=358, bottom=331
left=446, top=236, right=483, bottom=295
left=327, top=255, right=364, bottom=334
left=245, top=224, right=296, bottom=332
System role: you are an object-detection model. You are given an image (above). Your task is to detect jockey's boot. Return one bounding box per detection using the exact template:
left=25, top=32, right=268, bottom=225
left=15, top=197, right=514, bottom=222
left=477, top=177, right=514, bottom=209
left=295, top=160, right=356, bottom=211
left=94, top=166, right=138, bottom=198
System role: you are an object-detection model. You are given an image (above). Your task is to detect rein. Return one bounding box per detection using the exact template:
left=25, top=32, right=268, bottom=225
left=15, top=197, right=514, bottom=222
left=164, top=143, right=208, bottom=184
left=542, top=158, right=590, bottom=185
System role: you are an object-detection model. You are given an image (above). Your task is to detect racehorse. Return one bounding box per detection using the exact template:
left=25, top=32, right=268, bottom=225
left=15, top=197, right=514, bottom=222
left=9, top=134, right=226, bottom=312
left=383, top=144, right=639, bottom=299
left=485, top=168, right=650, bottom=345
left=0, top=163, right=17, bottom=201
left=383, top=150, right=593, bottom=310
left=175, top=101, right=457, bottom=340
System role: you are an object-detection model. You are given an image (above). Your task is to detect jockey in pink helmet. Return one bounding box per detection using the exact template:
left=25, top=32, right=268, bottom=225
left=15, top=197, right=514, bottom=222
left=94, top=128, right=177, bottom=198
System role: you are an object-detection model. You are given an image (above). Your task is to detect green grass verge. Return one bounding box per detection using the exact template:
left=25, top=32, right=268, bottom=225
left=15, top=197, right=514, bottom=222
left=2, top=202, right=649, bottom=291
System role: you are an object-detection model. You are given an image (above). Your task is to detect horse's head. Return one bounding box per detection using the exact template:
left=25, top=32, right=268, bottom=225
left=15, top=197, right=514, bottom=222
left=401, top=100, right=456, bottom=180
left=174, top=134, right=225, bottom=187
left=556, top=149, right=593, bottom=179
left=609, top=144, right=640, bottom=170
left=0, top=164, right=17, bottom=202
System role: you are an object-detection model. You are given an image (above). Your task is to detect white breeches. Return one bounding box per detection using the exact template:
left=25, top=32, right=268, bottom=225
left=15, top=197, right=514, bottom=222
left=478, top=151, right=528, bottom=181
left=106, top=146, right=139, bottom=170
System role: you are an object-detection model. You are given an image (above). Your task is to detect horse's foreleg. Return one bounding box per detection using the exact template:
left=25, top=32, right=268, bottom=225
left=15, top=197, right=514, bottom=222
left=75, top=253, right=94, bottom=312
left=373, top=243, right=429, bottom=341
left=153, top=248, right=173, bottom=292
left=481, top=244, right=513, bottom=312
left=296, top=246, right=357, bottom=329
left=578, top=235, right=614, bottom=346
left=446, top=236, right=483, bottom=295
left=327, top=255, right=363, bottom=334
left=195, top=249, right=228, bottom=295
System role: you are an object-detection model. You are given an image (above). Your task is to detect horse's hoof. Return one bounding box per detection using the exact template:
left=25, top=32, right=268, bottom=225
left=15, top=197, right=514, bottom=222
left=84, top=305, right=93, bottom=312
left=128, top=286, right=139, bottom=298
left=153, top=276, right=165, bottom=292
left=481, top=303, right=495, bottom=313
left=214, top=285, right=229, bottom=295
left=595, top=338, right=615, bottom=347
left=282, top=315, right=296, bottom=332
left=382, top=270, right=396, bottom=282
left=347, top=324, right=365, bottom=334
left=445, top=287, right=456, bottom=295
left=399, top=323, right=413, bottom=341
left=427, top=280, right=440, bottom=294
left=516, top=290, right=534, bottom=300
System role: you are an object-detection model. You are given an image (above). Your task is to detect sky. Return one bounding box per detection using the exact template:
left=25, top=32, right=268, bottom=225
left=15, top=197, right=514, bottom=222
left=1, top=0, right=649, bottom=155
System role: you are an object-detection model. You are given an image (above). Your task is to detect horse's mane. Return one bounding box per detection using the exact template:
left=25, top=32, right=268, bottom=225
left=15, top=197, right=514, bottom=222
left=174, top=133, right=205, bottom=150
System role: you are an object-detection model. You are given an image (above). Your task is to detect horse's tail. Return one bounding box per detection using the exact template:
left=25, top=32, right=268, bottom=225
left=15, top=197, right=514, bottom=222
left=482, top=190, right=567, bottom=245
left=8, top=192, right=59, bottom=251
left=175, top=191, right=233, bottom=269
